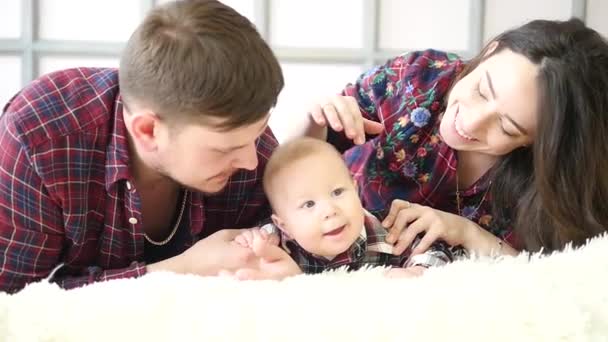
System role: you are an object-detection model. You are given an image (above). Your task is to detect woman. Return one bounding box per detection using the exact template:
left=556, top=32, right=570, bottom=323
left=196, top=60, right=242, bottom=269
left=299, top=18, right=608, bottom=257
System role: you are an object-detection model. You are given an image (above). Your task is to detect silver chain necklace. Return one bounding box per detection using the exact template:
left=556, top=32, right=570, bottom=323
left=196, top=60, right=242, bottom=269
left=144, top=190, right=189, bottom=246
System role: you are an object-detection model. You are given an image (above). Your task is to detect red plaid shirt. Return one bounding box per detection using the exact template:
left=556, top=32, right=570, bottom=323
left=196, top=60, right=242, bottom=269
left=0, top=68, right=275, bottom=292
left=329, top=50, right=516, bottom=245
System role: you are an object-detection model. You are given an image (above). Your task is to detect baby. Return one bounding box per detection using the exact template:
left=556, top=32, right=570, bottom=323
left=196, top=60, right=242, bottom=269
left=235, top=137, right=455, bottom=277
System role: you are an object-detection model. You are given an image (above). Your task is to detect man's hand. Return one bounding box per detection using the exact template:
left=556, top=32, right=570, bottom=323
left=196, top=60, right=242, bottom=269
left=221, top=231, right=302, bottom=280
left=147, top=229, right=259, bottom=276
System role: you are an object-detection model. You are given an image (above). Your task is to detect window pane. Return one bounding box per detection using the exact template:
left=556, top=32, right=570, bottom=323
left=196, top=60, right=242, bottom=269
left=271, top=63, right=362, bottom=142
left=38, top=0, right=142, bottom=42
left=38, top=56, right=119, bottom=76
left=0, top=0, right=21, bottom=39
left=379, top=0, right=472, bottom=51
left=269, top=0, right=364, bottom=48
left=587, top=0, right=608, bottom=38
left=156, top=0, right=256, bottom=25
left=0, top=56, right=22, bottom=110
left=484, top=0, right=574, bottom=41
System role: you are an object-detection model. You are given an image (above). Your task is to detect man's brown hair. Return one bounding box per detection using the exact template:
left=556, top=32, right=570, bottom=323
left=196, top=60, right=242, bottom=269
left=119, top=0, right=284, bottom=130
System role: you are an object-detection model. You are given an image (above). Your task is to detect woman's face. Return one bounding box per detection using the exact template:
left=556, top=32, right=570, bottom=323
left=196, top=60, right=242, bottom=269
left=439, top=48, right=540, bottom=156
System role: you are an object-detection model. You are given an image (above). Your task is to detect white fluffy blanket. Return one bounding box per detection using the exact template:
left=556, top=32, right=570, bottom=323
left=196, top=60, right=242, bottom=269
left=1, top=235, right=608, bottom=342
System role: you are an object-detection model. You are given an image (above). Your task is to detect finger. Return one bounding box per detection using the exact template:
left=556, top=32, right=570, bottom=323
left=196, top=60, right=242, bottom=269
left=393, top=218, right=428, bottom=255
left=403, top=266, right=426, bottom=277
left=233, top=235, right=248, bottom=247
left=219, top=228, right=246, bottom=241
left=382, top=200, right=411, bottom=228
left=251, top=235, right=288, bottom=262
left=259, top=229, right=269, bottom=239
left=322, top=103, right=343, bottom=132
left=233, top=243, right=256, bottom=264
left=251, top=229, right=266, bottom=242
left=363, top=119, right=384, bottom=135
left=331, top=96, right=358, bottom=141
left=385, top=206, right=416, bottom=243
left=218, top=269, right=235, bottom=277
left=266, top=233, right=280, bottom=246
left=385, top=267, right=418, bottom=279
left=343, top=97, right=366, bottom=144
left=234, top=268, right=269, bottom=281
left=410, top=229, right=442, bottom=255
left=308, top=104, right=326, bottom=126
left=244, top=231, right=254, bottom=246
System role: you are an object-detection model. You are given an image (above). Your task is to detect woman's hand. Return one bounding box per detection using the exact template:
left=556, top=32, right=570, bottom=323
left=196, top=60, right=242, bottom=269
left=306, top=95, right=383, bottom=144
left=382, top=199, right=503, bottom=256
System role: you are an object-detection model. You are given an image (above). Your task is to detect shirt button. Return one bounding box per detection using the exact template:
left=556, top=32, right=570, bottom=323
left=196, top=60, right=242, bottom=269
left=126, top=181, right=133, bottom=191
left=128, top=217, right=138, bottom=224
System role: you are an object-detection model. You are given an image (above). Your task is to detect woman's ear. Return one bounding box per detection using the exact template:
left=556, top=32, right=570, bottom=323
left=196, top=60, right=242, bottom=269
left=484, top=41, right=499, bottom=57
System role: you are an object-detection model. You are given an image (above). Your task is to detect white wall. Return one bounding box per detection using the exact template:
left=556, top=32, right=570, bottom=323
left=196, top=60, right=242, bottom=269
left=0, top=0, right=606, bottom=138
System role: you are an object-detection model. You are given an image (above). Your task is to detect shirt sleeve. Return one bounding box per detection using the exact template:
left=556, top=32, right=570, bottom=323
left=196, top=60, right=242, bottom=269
left=0, top=116, right=147, bottom=292
left=401, top=237, right=455, bottom=268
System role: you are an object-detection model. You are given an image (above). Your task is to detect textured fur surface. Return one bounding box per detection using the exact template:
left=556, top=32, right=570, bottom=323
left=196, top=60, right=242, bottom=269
left=1, top=235, right=607, bottom=342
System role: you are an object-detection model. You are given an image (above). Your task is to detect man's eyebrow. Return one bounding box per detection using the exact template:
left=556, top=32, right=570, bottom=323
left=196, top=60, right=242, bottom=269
left=216, top=116, right=270, bottom=151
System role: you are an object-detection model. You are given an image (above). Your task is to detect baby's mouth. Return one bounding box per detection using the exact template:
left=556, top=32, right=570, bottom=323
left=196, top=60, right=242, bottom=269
left=324, top=225, right=345, bottom=236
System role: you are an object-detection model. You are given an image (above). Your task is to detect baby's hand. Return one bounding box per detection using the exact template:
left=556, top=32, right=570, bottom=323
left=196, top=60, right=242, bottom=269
left=233, top=227, right=280, bottom=249
left=234, top=229, right=255, bottom=248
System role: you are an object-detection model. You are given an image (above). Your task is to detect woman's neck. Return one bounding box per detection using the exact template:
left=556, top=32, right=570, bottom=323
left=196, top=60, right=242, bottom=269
left=456, top=150, right=497, bottom=189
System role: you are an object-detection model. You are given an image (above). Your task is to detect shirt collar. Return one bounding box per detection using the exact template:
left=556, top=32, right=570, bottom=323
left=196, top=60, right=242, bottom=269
left=104, top=95, right=132, bottom=191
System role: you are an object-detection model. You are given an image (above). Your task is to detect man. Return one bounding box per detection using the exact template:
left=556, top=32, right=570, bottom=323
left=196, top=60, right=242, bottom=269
left=0, top=0, right=287, bottom=292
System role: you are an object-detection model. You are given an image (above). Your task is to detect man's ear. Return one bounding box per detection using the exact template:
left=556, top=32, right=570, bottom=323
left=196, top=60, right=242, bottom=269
left=271, top=214, right=292, bottom=238
left=127, top=110, right=162, bottom=152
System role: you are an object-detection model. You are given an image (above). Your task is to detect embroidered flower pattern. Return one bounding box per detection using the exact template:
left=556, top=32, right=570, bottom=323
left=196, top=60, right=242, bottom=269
left=411, top=107, right=431, bottom=127
left=394, top=149, right=406, bottom=162
left=402, top=162, right=417, bottom=178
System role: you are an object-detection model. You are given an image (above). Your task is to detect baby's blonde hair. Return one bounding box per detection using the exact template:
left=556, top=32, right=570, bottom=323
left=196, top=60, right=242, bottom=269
left=263, top=137, right=350, bottom=207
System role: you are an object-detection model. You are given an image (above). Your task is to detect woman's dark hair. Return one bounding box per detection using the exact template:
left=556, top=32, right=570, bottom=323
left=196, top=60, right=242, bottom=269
left=456, top=18, right=608, bottom=252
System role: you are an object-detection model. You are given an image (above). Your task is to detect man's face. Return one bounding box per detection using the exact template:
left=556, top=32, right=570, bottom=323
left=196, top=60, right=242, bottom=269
left=155, top=115, right=270, bottom=194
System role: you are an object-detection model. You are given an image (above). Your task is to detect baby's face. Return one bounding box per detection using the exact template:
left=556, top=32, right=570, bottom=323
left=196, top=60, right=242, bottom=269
left=270, top=152, right=365, bottom=258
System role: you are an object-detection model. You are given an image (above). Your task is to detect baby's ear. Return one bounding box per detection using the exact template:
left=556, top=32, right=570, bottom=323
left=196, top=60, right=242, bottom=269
left=271, top=214, right=293, bottom=239
left=271, top=214, right=286, bottom=231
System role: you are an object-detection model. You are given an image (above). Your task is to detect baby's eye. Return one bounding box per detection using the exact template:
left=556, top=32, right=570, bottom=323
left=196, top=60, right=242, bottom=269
left=301, top=200, right=315, bottom=209
left=332, top=188, right=345, bottom=196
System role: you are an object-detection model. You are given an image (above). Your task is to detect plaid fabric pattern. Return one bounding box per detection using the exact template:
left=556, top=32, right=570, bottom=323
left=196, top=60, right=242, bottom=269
left=268, top=211, right=455, bottom=274
left=329, top=49, right=516, bottom=246
left=0, top=68, right=275, bottom=292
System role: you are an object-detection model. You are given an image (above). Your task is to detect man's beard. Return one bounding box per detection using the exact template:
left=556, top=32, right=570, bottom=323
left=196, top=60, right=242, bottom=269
left=156, top=166, right=233, bottom=196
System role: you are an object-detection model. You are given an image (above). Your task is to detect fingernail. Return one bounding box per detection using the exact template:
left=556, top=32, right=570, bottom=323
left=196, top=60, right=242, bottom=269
left=386, top=235, right=394, bottom=243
